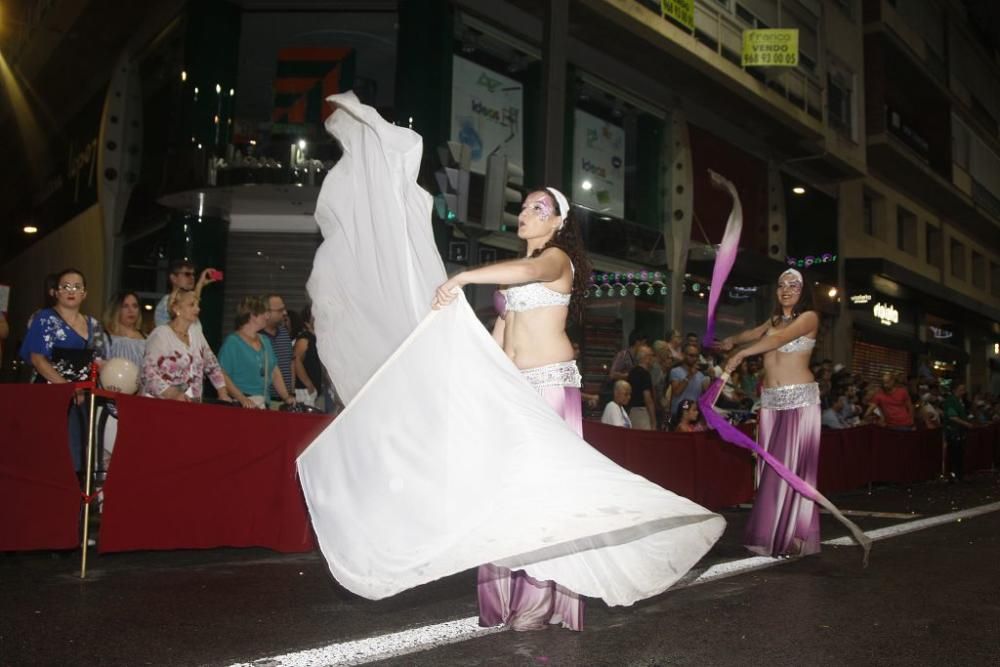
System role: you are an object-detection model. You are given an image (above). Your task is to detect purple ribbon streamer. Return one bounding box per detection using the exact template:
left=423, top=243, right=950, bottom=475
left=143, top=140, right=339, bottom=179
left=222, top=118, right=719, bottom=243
left=701, top=171, right=742, bottom=349
left=698, top=170, right=870, bottom=562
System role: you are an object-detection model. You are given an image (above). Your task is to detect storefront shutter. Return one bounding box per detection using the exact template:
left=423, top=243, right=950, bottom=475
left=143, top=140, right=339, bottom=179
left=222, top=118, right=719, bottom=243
left=851, top=340, right=910, bottom=385
left=221, top=231, right=321, bottom=336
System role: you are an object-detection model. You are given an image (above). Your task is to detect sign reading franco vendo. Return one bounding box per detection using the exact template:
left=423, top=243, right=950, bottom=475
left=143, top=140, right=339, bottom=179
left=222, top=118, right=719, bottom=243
left=742, top=29, right=799, bottom=67
left=661, top=0, right=694, bottom=31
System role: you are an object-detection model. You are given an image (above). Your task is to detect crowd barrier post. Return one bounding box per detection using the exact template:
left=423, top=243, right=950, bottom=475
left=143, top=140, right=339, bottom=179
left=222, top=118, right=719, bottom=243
left=79, top=369, right=99, bottom=579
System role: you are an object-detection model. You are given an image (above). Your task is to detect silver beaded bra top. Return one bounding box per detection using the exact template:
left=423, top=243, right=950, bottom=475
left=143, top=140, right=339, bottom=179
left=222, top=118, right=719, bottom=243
left=767, top=329, right=817, bottom=354
left=504, top=283, right=571, bottom=311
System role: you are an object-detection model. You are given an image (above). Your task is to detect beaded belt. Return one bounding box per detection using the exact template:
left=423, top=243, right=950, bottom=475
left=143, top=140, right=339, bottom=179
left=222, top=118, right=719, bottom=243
left=760, top=382, right=820, bottom=411
left=520, top=360, right=582, bottom=390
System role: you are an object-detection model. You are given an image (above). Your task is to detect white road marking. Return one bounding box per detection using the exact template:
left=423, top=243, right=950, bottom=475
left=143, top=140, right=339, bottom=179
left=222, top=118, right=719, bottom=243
left=229, top=500, right=1000, bottom=667
left=233, top=617, right=502, bottom=667
left=823, top=500, right=1000, bottom=546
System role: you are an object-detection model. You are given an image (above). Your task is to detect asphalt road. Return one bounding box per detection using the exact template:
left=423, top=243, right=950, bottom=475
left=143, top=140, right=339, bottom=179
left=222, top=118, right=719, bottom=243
left=2, top=472, right=998, bottom=667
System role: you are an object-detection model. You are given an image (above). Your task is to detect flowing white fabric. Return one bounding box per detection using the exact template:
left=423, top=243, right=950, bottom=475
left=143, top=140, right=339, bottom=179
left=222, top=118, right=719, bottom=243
left=305, top=94, right=445, bottom=404
left=299, top=92, right=725, bottom=606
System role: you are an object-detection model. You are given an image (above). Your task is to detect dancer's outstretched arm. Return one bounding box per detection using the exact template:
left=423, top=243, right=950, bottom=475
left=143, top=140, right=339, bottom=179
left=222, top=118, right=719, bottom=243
left=432, top=247, right=570, bottom=309
left=717, top=320, right=770, bottom=351
left=723, top=312, right=818, bottom=373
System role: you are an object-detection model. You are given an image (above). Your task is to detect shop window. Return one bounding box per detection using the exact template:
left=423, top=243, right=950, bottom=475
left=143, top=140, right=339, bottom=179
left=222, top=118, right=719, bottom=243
left=950, top=239, right=966, bottom=280
left=925, top=225, right=942, bottom=268
left=571, top=77, right=658, bottom=222
left=971, top=251, right=986, bottom=290
left=896, top=206, right=917, bottom=255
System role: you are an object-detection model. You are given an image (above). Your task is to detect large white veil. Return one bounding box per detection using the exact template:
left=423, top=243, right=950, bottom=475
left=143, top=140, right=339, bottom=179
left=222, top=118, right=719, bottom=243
left=298, top=92, right=724, bottom=606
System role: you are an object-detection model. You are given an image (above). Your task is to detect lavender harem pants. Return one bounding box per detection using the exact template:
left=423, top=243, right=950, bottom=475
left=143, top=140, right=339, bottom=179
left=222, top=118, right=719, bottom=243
left=477, top=378, right=585, bottom=631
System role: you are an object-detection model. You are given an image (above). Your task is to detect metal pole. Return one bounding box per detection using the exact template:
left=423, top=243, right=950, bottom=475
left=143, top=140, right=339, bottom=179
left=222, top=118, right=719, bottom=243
left=80, top=389, right=97, bottom=579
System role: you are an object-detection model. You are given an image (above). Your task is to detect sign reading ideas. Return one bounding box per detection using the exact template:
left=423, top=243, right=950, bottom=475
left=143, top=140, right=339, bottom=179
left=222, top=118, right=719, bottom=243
left=450, top=56, right=523, bottom=175
left=742, top=29, right=799, bottom=67
left=661, top=0, right=694, bottom=30
left=572, top=109, right=625, bottom=218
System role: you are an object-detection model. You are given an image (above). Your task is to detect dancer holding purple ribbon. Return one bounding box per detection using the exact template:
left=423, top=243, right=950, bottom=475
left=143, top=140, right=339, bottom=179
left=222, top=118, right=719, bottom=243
left=698, top=169, right=869, bottom=562
left=718, top=269, right=822, bottom=556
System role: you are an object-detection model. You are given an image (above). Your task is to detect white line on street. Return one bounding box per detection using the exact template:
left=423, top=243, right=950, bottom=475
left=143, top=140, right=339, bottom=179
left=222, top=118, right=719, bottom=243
left=230, top=500, right=1000, bottom=667
left=234, top=617, right=502, bottom=667
left=823, top=500, right=1000, bottom=545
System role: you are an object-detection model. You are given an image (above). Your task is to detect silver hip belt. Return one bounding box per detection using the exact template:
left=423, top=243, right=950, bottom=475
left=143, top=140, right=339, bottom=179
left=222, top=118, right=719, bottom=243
left=520, top=360, right=582, bottom=390
left=760, top=382, right=820, bottom=411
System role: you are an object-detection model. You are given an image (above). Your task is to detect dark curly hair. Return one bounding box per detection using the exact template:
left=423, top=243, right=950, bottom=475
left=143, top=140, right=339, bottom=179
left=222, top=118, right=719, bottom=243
left=526, top=188, right=591, bottom=324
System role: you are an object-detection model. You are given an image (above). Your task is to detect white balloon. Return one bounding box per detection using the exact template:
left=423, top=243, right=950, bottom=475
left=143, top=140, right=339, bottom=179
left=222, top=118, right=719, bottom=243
left=100, top=358, right=140, bottom=395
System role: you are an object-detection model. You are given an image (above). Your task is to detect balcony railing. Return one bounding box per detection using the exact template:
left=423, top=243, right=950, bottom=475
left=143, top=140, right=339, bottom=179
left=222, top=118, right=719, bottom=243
left=687, top=0, right=824, bottom=122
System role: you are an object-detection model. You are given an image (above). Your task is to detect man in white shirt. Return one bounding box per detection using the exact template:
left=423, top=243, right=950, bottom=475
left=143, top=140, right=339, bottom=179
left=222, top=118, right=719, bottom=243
left=601, top=380, right=633, bottom=428
left=822, top=394, right=851, bottom=430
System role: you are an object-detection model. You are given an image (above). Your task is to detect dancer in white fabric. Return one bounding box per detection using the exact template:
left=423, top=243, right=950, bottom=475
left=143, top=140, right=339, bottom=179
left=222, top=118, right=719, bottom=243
left=433, top=187, right=591, bottom=630
left=297, top=92, right=726, bottom=633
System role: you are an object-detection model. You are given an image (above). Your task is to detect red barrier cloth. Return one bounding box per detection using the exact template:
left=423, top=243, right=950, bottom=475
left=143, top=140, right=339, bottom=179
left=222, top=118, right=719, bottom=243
left=818, top=426, right=875, bottom=495
left=965, top=424, right=998, bottom=473
left=692, top=430, right=754, bottom=509
left=98, top=394, right=331, bottom=553
left=870, top=427, right=940, bottom=484
left=582, top=421, right=753, bottom=510
left=0, top=384, right=82, bottom=551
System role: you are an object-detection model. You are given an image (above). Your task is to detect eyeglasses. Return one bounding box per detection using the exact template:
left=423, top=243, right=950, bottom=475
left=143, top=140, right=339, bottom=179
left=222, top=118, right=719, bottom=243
left=58, top=283, right=86, bottom=292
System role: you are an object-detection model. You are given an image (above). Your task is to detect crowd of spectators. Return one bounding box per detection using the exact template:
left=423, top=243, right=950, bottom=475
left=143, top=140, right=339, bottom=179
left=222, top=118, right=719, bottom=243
left=8, top=263, right=339, bottom=472
left=599, top=330, right=1000, bottom=448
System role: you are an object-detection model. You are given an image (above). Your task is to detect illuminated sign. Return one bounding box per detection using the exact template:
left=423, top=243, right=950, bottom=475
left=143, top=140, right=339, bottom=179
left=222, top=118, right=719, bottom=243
left=850, top=294, right=872, bottom=305
left=873, top=302, right=899, bottom=326
left=929, top=326, right=954, bottom=340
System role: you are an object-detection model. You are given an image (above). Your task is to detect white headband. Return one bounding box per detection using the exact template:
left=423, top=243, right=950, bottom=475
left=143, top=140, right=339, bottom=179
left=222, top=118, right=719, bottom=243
left=780, top=268, right=803, bottom=283
left=545, top=187, right=570, bottom=230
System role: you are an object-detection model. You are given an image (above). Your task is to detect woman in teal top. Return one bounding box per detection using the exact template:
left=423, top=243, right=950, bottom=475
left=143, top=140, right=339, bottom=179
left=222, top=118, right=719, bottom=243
left=218, top=296, right=295, bottom=408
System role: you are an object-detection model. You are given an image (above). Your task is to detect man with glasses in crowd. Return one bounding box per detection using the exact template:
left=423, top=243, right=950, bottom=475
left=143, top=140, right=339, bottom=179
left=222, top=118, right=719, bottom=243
left=260, top=293, right=294, bottom=404
left=154, top=260, right=220, bottom=329
left=669, top=342, right=711, bottom=417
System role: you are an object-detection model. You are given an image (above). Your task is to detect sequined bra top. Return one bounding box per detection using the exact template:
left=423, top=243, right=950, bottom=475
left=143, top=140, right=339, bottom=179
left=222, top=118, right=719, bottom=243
left=767, top=329, right=817, bottom=354
left=504, top=282, right=571, bottom=311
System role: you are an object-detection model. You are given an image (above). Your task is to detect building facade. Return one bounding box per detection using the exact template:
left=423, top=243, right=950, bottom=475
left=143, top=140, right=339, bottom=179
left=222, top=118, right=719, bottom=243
left=1, top=0, right=998, bottom=391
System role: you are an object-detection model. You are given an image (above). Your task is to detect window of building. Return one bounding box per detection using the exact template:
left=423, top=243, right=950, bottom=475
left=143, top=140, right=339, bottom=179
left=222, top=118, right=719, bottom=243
left=896, top=206, right=917, bottom=255
left=926, top=225, right=942, bottom=268
left=972, top=251, right=986, bottom=289
left=952, top=114, right=971, bottom=170
left=827, top=63, right=856, bottom=140
left=950, top=239, right=966, bottom=280
left=735, top=1, right=777, bottom=28
left=991, top=262, right=1000, bottom=298
left=862, top=194, right=874, bottom=236
left=831, top=0, right=855, bottom=20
